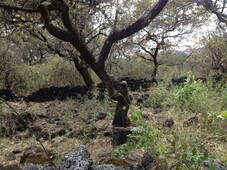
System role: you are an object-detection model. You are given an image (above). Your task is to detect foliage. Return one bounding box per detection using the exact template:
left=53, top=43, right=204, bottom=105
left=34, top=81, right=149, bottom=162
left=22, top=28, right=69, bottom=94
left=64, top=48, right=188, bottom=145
left=174, top=73, right=210, bottom=113
left=220, top=89, right=227, bottom=110
left=112, top=107, right=160, bottom=159
left=7, top=57, right=84, bottom=94
left=129, top=107, right=159, bottom=152
left=198, top=32, right=227, bottom=77
left=112, top=107, right=212, bottom=169
left=145, top=82, right=173, bottom=108
left=170, top=129, right=209, bottom=169
left=111, top=57, right=152, bottom=79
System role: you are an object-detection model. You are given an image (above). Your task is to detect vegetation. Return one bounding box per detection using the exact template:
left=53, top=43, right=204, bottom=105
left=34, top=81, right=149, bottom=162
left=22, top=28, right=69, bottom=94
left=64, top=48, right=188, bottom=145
left=112, top=78, right=227, bottom=168
left=0, top=0, right=226, bottom=169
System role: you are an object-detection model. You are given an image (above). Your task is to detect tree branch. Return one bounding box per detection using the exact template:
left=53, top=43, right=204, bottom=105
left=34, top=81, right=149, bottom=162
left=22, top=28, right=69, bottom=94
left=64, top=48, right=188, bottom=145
left=98, top=0, right=169, bottom=65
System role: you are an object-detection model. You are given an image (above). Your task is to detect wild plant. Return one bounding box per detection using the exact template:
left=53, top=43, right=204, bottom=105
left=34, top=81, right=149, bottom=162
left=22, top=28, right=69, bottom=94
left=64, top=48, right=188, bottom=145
left=112, top=107, right=160, bottom=158
left=174, top=74, right=210, bottom=113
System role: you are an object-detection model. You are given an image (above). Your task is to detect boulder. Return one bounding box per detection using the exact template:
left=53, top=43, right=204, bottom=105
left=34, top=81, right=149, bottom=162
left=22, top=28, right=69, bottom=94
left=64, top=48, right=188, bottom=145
left=92, top=164, right=123, bottom=170
left=58, top=145, right=92, bottom=170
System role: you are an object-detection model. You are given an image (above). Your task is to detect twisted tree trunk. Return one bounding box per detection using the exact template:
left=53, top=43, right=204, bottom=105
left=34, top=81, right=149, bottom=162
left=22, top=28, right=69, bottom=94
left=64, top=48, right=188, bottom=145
left=72, top=58, right=94, bottom=90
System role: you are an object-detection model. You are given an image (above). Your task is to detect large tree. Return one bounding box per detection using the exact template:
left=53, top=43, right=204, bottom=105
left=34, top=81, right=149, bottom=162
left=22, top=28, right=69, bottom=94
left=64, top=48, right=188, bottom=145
left=0, top=0, right=169, bottom=144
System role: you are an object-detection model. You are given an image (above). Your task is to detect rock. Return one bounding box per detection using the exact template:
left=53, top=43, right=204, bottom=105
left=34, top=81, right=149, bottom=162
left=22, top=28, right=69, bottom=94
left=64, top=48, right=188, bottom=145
left=0, top=89, right=19, bottom=101
left=0, top=164, right=3, bottom=169
left=130, top=163, right=143, bottom=170
left=12, top=149, right=22, bottom=154
left=58, top=145, right=92, bottom=170
left=21, top=163, right=55, bottom=170
left=68, top=129, right=84, bottom=138
left=153, top=107, right=162, bottom=114
left=142, top=112, right=149, bottom=120
left=5, top=152, right=16, bottom=161
left=163, top=118, right=174, bottom=128
left=20, top=146, right=55, bottom=166
left=23, top=77, right=158, bottom=102
left=29, top=126, right=49, bottom=140
left=171, top=76, right=187, bottom=86
left=105, top=158, right=131, bottom=169
left=141, top=150, right=155, bottom=170
left=183, top=116, right=198, bottom=127
left=201, top=160, right=227, bottom=170
left=1, top=164, right=22, bottom=170
left=0, top=112, right=34, bottom=137
left=92, top=164, right=124, bottom=170
left=95, top=112, right=107, bottom=121
left=156, top=158, right=168, bottom=170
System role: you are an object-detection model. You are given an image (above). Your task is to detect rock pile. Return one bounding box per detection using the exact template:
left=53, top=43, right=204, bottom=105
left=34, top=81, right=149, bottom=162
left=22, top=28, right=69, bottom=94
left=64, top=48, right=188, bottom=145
left=24, top=86, right=88, bottom=102
left=0, top=89, right=19, bottom=101
left=23, top=77, right=156, bottom=102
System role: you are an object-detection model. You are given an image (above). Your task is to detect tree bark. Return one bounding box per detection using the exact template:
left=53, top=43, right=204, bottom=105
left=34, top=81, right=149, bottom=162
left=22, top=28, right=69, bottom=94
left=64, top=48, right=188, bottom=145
left=112, top=81, right=130, bottom=127
left=72, top=58, right=94, bottom=90
left=151, top=43, right=160, bottom=82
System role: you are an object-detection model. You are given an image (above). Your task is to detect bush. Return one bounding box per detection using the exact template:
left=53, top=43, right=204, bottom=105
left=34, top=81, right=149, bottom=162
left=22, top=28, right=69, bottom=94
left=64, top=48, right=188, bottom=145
left=174, top=74, right=210, bottom=113
left=145, top=83, right=173, bottom=108
left=7, top=57, right=85, bottom=94
left=170, top=129, right=209, bottom=169
left=112, top=107, right=160, bottom=159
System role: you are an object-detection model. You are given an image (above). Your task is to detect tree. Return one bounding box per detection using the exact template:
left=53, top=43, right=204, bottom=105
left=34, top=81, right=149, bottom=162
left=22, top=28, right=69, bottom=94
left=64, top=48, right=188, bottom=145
left=0, top=0, right=169, bottom=144
left=113, top=0, right=206, bottom=81
left=201, top=32, right=227, bottom=77
left=196, top=0, right=227, bottom=27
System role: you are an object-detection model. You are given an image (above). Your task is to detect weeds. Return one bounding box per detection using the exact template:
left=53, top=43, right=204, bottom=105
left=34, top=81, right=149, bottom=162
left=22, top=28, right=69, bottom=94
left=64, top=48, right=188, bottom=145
left=169, top=129, right=209, bottom=169
left=145, top=83, right=172, bottom=109
left=112, top=107, right=160, bottom=159
left=174, top=74, right=209, bottom=113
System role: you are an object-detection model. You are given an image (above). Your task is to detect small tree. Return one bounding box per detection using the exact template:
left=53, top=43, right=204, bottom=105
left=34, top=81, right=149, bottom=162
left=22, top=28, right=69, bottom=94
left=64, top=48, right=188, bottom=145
left=132, top=0, right=206, bottom=80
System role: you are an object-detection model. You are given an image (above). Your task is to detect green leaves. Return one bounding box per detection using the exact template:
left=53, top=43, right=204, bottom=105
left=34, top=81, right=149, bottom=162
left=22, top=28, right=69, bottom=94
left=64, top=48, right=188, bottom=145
left=130, top=109, right=142, bottom=123
left=221, top=111, right=227, bottom=119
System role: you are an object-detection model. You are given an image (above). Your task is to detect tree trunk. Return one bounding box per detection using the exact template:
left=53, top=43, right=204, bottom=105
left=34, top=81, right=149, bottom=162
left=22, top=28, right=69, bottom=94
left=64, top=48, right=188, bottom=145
left=92, top=67, right=131, bottom=145
left=72, top=58, right=94, bottom=90
left=151, top=46, right=159, bottom=83
left=111, top=81, right=131, bottom=145
left=4, top=71, right=11, bottom=90
left=112, top=81, right=130, bottom=127
left=151, top=65, right=158, bottom=80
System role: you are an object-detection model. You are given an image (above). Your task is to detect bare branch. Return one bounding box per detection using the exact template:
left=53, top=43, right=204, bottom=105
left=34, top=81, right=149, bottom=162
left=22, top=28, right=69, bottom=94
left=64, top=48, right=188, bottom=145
left=98, top=0, right=169, bottom=65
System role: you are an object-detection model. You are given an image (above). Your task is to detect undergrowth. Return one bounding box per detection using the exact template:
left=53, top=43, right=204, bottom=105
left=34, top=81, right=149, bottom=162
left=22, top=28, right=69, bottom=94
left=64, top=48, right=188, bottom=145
left=112, top=75, right=227, bottom=169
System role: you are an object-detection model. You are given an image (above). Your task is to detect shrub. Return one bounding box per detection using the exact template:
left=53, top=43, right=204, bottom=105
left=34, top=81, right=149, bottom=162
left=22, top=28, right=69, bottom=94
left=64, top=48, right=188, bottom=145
left=112, top=107, right=160, bottom=158
left=170, top=129, right=209, bottom=169
left=145, top=83, right=173, bottom=109
left=174, top=74, right=210, bottom=113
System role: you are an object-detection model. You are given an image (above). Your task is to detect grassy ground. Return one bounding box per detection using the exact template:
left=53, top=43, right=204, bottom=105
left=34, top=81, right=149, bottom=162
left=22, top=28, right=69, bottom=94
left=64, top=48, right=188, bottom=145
left=0, top=78, right=226, bottom=169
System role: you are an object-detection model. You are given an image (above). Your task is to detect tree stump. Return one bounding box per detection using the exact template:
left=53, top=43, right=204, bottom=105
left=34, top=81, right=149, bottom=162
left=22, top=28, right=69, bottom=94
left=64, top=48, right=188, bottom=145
left=112, top=126, right=132, bottom=146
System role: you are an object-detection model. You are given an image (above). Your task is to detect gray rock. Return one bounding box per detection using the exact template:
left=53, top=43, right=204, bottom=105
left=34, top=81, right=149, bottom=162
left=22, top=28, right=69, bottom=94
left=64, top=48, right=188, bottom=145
left=21, top=163, right=55, bottom=170
left=95, top=112, right=107, bottom=121
left=92, top=164, right=124, bottom=170
left=141, top=150, right=155, bottom=170
left=5, top=152, right=16, bottom=161
left=202, top=160, right=227, bottom=170
left=58, top=145, right=92, bottom=170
